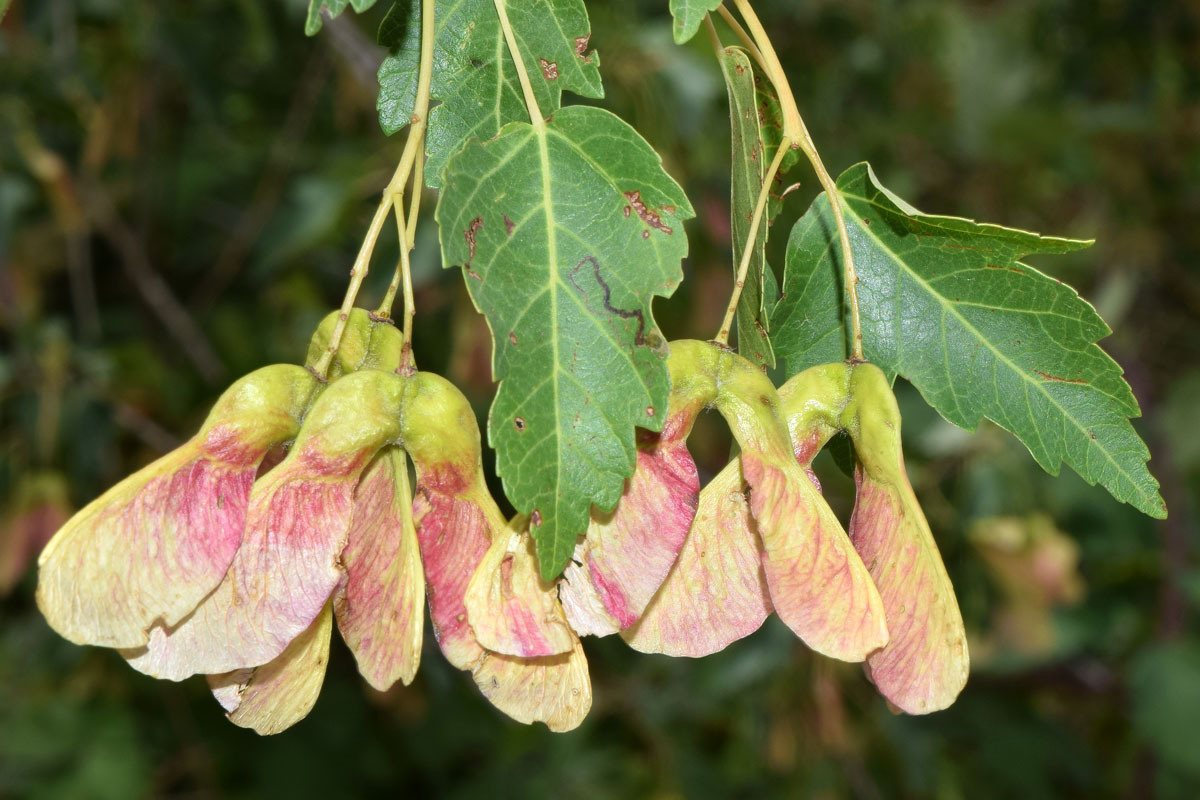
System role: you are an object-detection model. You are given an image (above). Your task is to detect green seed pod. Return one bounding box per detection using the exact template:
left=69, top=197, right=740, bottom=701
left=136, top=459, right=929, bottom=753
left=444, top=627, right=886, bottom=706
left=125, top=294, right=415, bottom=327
left=305, top=308, right=405, bottom=377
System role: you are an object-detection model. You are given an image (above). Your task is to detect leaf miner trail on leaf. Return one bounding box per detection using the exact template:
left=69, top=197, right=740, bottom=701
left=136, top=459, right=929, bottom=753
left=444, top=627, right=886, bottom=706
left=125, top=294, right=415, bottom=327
left=437, top=105, right=694, bottom=579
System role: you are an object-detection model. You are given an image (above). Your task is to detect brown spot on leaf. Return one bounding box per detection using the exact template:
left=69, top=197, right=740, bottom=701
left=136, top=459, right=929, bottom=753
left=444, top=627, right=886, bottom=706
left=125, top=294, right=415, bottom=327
left=1034, top=370, right=1086, bottom=384
left=539, top=59, right=558, bottom=80
left=514, top=416, right=526, bottom=432
left=504, top=214, right=515, bottom=236
left=642, top=230, right=650, bottom=239
left=623, top=205, right=631, bottom=218
left=464, top=217, right=483, bottom=266
left=574, top=35, right=590, bottom=58
left=531, top=509, right=542, bottom=526
left=509, top=331, right=518, bottom=346
left=645, top=406, right=655, bottom=417
left=985, top=263, right=1025, bottom=275
left=624, top=190, right=674, bottom=235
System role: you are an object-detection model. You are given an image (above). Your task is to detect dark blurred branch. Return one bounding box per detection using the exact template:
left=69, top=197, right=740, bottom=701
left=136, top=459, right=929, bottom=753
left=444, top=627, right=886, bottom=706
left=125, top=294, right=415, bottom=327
left=110, top=399, right=181, bottom=454
left=84, top=185, right=227, bottom=383
left=63, top=228, right=101, bottom=340
left=323, top=12, right=386, bottom=90
left=194, top=46, right=331, bottom=308
left=14, top=124, right=227, bottom=383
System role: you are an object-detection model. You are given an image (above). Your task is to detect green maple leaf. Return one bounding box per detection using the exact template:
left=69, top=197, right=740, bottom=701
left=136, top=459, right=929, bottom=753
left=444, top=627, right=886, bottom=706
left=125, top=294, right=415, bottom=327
left=376, top=0, right=602, bottom=187
left=305, top=0, right=378, bottom=36
left=772, top=162, right=1165, bottom=519
left=437, top=106, right=694, bottom=579
left=719, top=46, right=773, bottom=369
left=668, top=0, right=721, bottom=44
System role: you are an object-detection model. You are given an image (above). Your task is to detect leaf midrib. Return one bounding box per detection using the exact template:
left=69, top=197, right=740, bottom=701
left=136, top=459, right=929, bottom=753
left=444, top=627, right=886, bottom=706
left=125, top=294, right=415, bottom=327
left=534, top=120, right=569, bottom=574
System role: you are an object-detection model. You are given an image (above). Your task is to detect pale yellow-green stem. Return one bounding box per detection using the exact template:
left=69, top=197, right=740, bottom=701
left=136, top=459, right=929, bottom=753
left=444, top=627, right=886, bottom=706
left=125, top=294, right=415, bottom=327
left=715, top=138, right=791, bottom=345
left=702, top=14, right=723, bottom=58
left=376, top=100, right=427, bottom=321
left=494, top=0, right=545, bottom=128
left=715, top=4, right=768, bottom=74
left=310, top=165, right=405, bottom=380
left=381, top=133, right=429, bottom=316
left=392, top=204, right=416, bottom=373
left=730, top=0, right=864, bottom=360
left=406, top=149, right=424, bottom=248
left=319, top=0, right=437, bottom=378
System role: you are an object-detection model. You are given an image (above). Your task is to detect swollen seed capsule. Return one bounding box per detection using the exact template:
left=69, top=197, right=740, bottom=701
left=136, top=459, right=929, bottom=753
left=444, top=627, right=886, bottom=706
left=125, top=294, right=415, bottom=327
left=305, top=308, right=405, bottom=377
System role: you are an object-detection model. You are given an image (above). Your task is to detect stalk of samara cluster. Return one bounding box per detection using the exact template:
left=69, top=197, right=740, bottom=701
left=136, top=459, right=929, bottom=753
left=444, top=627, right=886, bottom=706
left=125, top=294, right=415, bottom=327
left=403, top=372, right=591, bottom=732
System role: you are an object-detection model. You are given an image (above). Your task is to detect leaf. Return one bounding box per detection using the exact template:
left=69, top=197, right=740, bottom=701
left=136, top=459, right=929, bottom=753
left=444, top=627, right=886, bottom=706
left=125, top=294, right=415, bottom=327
left=754, top=64, right=801, bottom=222
left=305, top=0, right=378, bottom=36
left=771, top=162, right=1165, bottom=518
left=437, top=106, right=694, bottom=579
left=719, top=46, right=773, bottom=369
left=377, top=0, right=603, bottom=187
left=668, top=0, right=721, bottom=45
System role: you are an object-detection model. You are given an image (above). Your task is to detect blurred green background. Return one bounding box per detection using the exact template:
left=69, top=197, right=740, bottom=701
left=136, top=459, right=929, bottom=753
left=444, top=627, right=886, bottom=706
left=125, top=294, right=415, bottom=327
left=2, top=0, right=1199, bottom=797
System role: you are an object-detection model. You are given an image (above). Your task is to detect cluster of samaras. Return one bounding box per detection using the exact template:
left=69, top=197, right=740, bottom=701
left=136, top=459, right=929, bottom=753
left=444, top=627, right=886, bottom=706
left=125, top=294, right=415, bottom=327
left=37, top=310, right=967, bottom=734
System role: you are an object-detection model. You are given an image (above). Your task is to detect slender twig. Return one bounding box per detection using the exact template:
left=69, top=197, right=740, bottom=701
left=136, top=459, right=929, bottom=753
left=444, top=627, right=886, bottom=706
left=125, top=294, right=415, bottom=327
left=703, top=14, right=724, bottom=57
left=715, top=5, right=768, bottom=73
left=715, top=140, right=791, bottom=344
left=494, top=0, right=544, bottom=127
left=391, top=204, right=416, bottom=373
left=376, top=129, right=425, bottom=319
left=730, top=0, right=864, bottom=359
left=196, top=46, right=329, bottom=309
left=309, top=166, right=405, bottom=379
left=313, top=0, right=436, bottom=378
left=86, top=186, right=228, bottom=382
left=405, top=148, right=424, bottom=249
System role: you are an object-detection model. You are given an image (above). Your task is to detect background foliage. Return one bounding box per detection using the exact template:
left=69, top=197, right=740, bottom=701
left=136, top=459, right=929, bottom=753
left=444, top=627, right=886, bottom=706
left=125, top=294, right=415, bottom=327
left=2, top=0, right=1199, bottom=797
